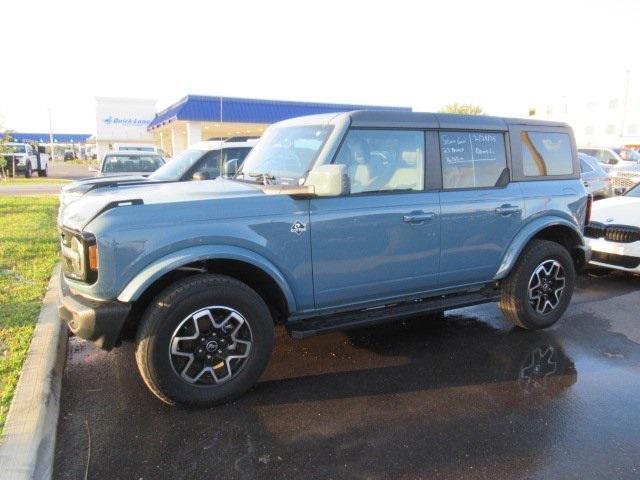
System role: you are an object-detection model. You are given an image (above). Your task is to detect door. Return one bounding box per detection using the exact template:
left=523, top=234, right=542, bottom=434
left=438, top=130, right=524, bottom=286
left=310, top=129, right=441, bottom=309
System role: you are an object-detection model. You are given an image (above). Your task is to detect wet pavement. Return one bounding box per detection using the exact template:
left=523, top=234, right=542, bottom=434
left=54, top=272, right=640, bottom=480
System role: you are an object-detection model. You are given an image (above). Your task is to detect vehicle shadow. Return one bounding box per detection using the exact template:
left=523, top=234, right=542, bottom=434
left=250, top=314, right=577, bottom=406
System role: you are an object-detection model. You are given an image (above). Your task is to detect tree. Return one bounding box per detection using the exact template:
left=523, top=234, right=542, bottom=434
left=0, top=121, right=12, bottom=180
left=439, top=103, right=485, bottom=115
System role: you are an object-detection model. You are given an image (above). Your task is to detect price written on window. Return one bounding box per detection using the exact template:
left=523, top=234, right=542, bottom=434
left=440, top=132, right=500, bottom=164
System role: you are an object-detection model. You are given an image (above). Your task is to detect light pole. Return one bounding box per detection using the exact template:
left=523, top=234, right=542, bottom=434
left=48, top=108, right=55, bottom=161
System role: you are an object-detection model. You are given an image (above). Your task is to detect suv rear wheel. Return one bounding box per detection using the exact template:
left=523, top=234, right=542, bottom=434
left=499, top=240, right=575, bottom=330
left=135, top=274, right=274, bottom=406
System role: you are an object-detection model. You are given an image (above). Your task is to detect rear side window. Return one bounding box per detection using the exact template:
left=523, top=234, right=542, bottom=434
left=521, top=132, right=573, bottom=177
left=439, top=131, right=507, bottom=189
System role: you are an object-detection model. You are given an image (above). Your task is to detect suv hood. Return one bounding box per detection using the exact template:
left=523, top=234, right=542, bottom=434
left=60, top=177, right=262, bottom=230
left=61, top=174, right=150, bottom=192
left=591, top=196, right=640, bottom=226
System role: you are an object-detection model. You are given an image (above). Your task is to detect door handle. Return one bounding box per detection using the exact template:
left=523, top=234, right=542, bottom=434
left=495, top=204, right=522, bottom=216
left=403, top=211, right=436, bottom=224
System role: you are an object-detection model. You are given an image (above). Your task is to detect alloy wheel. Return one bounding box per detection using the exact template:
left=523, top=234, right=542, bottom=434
left=169, top=306, right=253, bottom=385
left=528, top=260, right=565, bottom=315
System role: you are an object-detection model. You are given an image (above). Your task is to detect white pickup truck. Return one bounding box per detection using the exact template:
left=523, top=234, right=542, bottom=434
left=2, top=142, right=49, bottom=177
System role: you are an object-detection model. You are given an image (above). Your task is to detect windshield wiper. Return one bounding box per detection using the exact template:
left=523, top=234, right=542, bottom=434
left=244, top=172, right=277, bottom=185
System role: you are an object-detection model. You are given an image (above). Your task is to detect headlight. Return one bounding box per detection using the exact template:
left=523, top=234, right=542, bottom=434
left=60, top=228, right=98, bottom=283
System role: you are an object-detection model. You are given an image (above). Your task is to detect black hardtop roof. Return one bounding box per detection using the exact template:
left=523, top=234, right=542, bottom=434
left=347, top=110, right=569, bottom=130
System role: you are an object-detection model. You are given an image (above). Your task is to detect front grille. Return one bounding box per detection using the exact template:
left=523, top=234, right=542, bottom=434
left=585, top=222, right=640, bottom=243
left=611, top=167, right=640, bottom=189
left=585, top=222, right=607, bottom=239
left=592, top=251, right=640, bottom=269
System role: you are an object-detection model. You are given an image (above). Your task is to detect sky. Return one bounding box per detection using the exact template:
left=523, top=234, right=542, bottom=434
left=1, top=0, right=639, bottom=133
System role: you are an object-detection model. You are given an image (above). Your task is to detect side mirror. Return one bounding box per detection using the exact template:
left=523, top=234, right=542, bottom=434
left=222, top=158, right=239, bottom=177
left=614, top=187, right=627, bottom=196
left=192, top=171, right=210, bottom=181
left=609, top=158, right=618, bottom=165
left=305, top=164, right=349, bottom=196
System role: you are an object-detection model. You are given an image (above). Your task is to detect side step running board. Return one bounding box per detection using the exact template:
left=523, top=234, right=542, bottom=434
left=286, top=291, right=499, bottom=339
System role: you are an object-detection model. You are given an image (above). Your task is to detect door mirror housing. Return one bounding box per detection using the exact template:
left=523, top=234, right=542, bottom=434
left=609, top=158, right=618, bottom=165
left=305, top=164, right=349, bottom=197
left=192, top=171, right=210, bottom=181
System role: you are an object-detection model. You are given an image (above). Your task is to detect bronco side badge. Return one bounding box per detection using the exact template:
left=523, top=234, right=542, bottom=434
left=291, top=221, right=307, bottom=235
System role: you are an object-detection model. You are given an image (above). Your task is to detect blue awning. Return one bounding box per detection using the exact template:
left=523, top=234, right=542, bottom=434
left=6, top=132, right=92, bottom=143
left=148, top=95, right=411, bottom=130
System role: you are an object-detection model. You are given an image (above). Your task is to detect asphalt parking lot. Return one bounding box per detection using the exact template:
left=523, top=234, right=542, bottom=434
left=54, top=272, right=640, bottom=480
left=0, top=162, right=90, bottom=195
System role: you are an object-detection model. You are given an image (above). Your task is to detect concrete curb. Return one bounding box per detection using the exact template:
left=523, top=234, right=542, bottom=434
left=0, top=265, right=68, bottom=480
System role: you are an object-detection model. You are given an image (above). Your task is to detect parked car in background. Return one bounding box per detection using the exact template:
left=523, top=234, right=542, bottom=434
left=585, top=183, right=640, bottom=274
left=64, top=149, right=76, bottom=161
left=58, top=140, right=255, bottom=212
left=114, top=143, right=169, bottom=157
left=579, top=146, right=640, bottom=193
left=2, top=142, right=49, bottom=177
left=93, top=151, right=165, bottom=177
left=579, top=153, right=611, bottom=199
left=57, top=111, right=589, bottom=407
left=614, top=147, right=640, bottom=163
left=150, top=139, right=256, bottom=182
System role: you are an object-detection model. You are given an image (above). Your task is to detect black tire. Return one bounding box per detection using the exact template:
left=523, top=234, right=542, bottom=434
left=499, top=240, right=575, bottom=330
left=135, top=274, right=274, bottom=406
left=38, top=164, right=48, bottom=177
left=24, top=163, right=32, bottom=178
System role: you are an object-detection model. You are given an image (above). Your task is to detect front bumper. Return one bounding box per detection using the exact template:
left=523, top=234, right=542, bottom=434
left=586, top=237, right=640, bottom=273
left=57, top=270, right=132, bottom=350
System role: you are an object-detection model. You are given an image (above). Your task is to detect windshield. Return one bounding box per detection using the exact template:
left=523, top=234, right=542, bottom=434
left=238, top=124, right=333, bottom=184
left=5, top=144, right=26, bottom=153
left=102, top=154, right=164, bottom=173
left=626, top=183, right=640, bottom=197
left=614, top=148, right=640, bottom=162
left=149, top=149, right=207, bottom=180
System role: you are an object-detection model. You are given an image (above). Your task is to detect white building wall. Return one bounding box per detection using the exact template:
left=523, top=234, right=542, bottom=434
left=529, top=76, right=640, bottom=147
left=186, top=122, right=202, bottom=147
left=94, top=97, right=157, bottom=159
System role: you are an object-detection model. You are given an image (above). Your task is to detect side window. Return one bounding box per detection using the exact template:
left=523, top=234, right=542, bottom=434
left=439, top=131, right=507, bottom=189
left=580, top=159, right=593, bottom=174
left=334, top=130, right=425, bottom=194
left=222, top=147, right=250, bottom=164
left=521, top=131, right=573, bottom=176
left=193, top=150, right=222, bottom=178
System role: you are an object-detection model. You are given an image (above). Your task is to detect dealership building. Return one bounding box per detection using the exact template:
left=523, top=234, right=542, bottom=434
left=9, top=96, right=411, bottom=159
left=96, top=95, right=412, bottom=157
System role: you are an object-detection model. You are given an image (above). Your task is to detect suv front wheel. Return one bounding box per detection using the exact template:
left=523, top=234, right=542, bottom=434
left=499, top=240, right=575, bottom=330
left=135, top=274, right=274, bottom=406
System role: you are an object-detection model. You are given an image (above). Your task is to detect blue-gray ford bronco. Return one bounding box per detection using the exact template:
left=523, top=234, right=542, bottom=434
left=58, top=111, right=590, bottom=406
